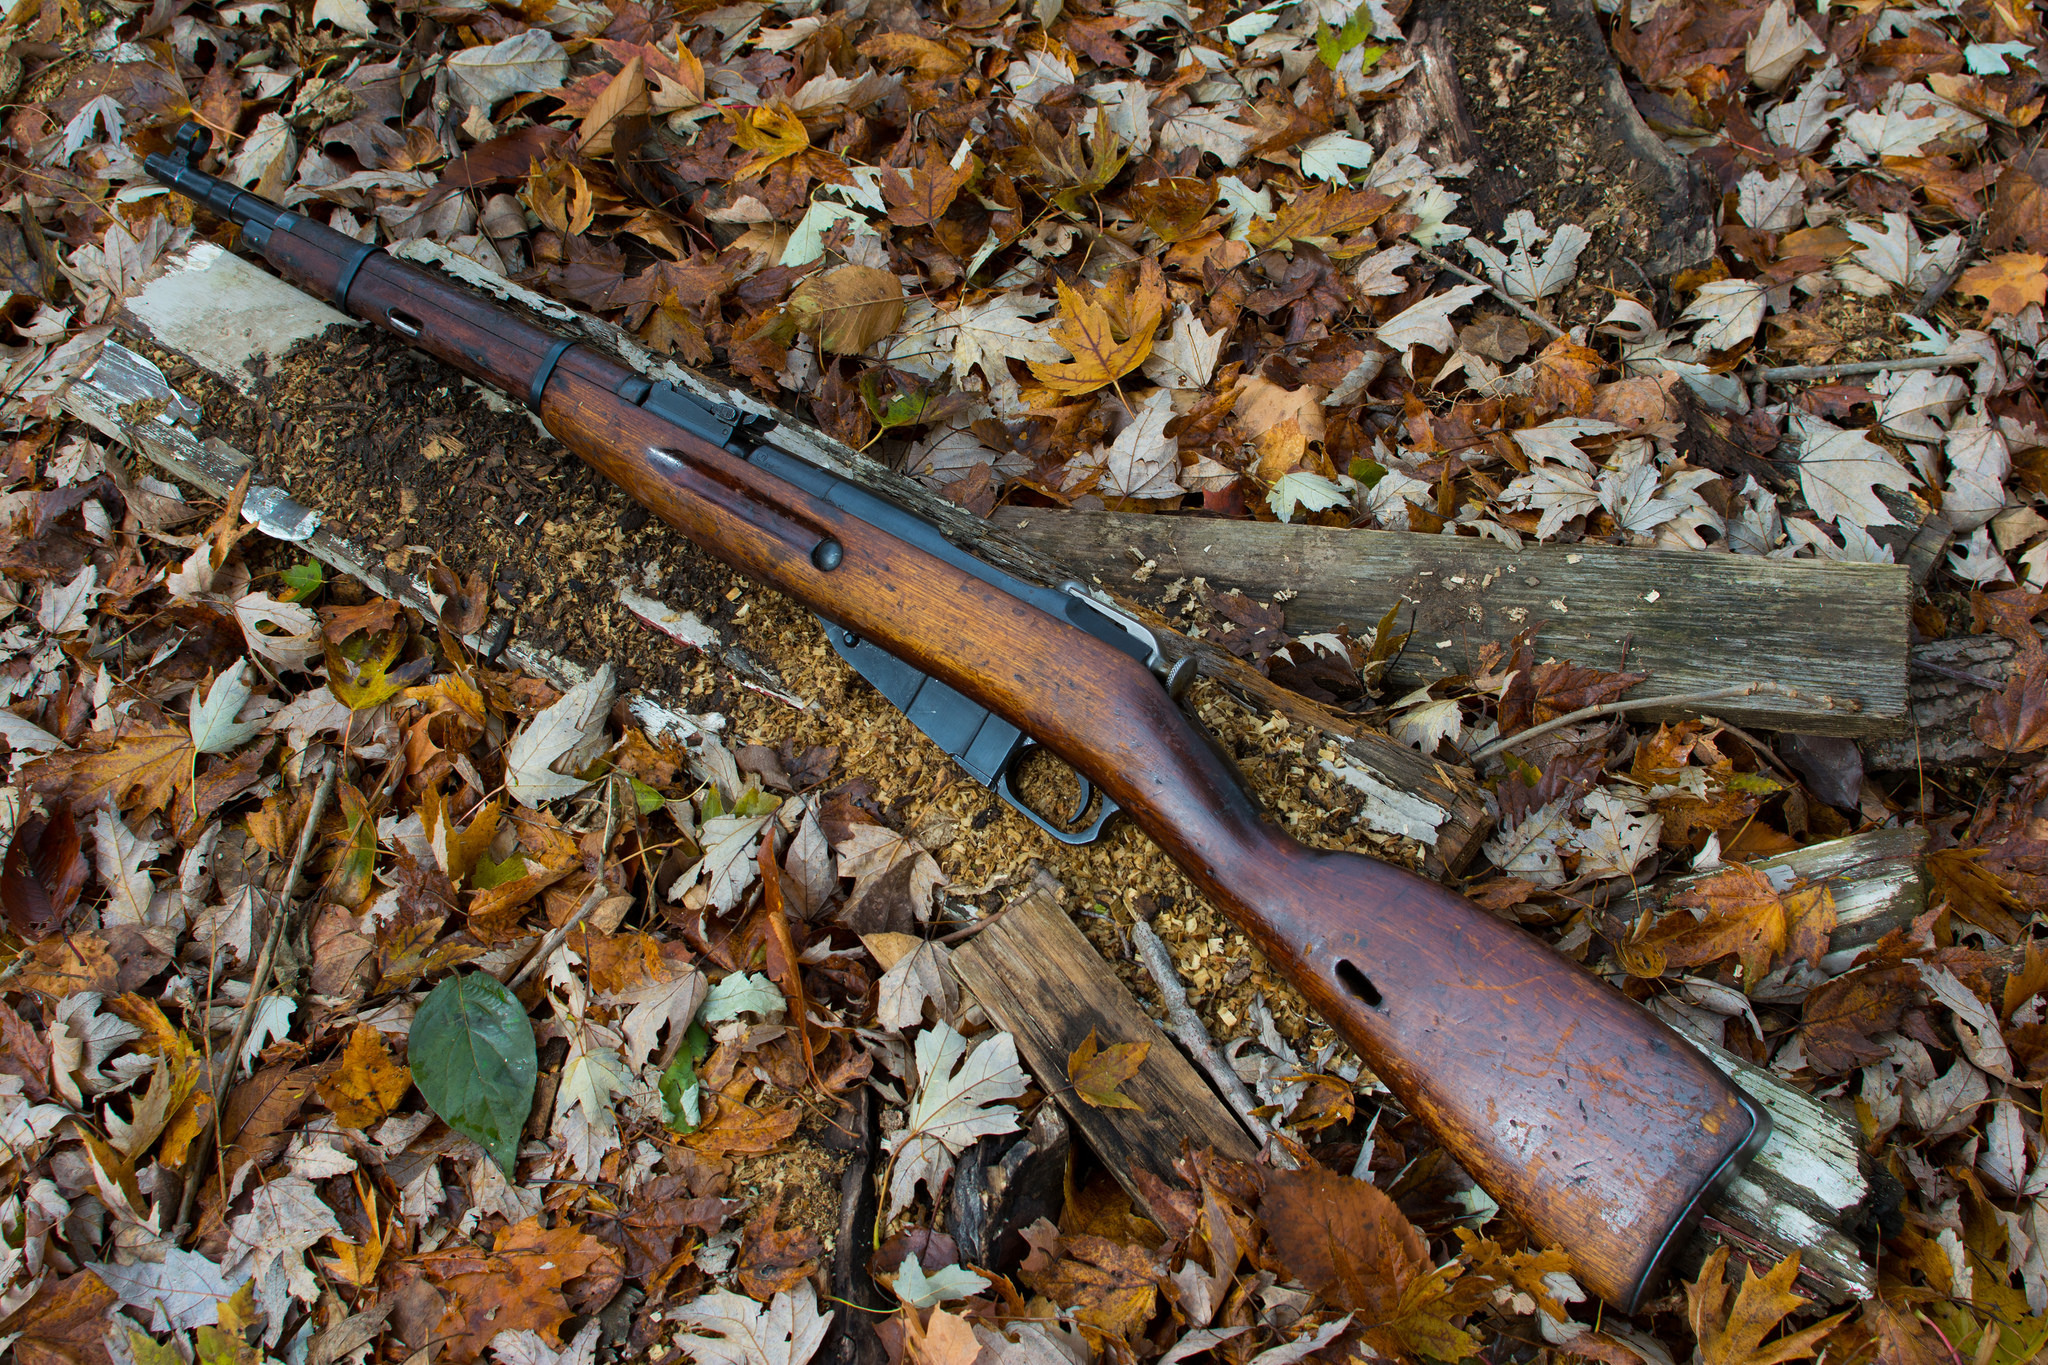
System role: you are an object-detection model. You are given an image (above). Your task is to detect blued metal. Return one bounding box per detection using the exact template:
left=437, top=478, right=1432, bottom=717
left=528, top=338, right=576, bottom=412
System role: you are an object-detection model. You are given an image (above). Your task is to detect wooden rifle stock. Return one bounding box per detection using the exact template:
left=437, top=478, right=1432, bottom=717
left=148, top=128, right=1767, bottom=1310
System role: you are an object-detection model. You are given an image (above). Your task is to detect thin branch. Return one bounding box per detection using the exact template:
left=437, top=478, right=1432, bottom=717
left=173, top=758, right=337, bottom=1243
left=1743, top=352, right=1976, bottom=383
left=1467, top=681, right=1859, bottom=763
left=1412, top=247, right=1567, bottom=340
left=1129, top=919, right=1297, bottom=1169
left=506, top=783, right=620, bottom=991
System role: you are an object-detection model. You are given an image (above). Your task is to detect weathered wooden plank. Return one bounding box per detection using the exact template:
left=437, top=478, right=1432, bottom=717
left=991, top=509, right=1908, bottom=737
left=1612, top=828, right=1928, bottom=973
left=952, top=883, right=1260, bottom=1219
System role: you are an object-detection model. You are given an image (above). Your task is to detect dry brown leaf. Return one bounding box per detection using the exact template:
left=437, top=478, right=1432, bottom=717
left=578, top=54, right=648, bottom=157
left=416, top=1216, right=619, bottom=1362
left=1028, top=277, right=1160, bottom=397
left=1257, top=1165, right=1426, bottom=1322
left=788, top=264, right=905, bottom=355
left=857, top=31, right=969, bottom=77
left=1621, top=864, right=1787, bottom=983
left=1956, top=252, right=2048, bottom=314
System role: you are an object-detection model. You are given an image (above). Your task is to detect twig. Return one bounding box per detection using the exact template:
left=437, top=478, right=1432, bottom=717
left=1467, top=681, right=1857, bottom=763
left=1129, top=920, right=1297, bottom=1169
left=1911, top=657, right=2004, bottom=691
left=505, top=784, right=620, bottom=991
left=1412, top=248, right=1567, bottom=341
left=172, top=759, right=337, bottom=1244
left=1743, top=352, right=1975, bottom=383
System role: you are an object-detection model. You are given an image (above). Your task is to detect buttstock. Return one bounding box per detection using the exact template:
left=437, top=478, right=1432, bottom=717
left=1216, top=843, right=1768, bottom=1309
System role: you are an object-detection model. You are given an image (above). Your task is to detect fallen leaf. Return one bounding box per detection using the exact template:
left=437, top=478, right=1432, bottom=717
left=1686, top=1247, right=1846, bottom=1365
left=1067, top=1028, right=1150, bottom=1110
left=316, top=1024, right=413, bottom=1128
left=1957, top=253, right=2048, bottom=314
left=884, top=1023, right=1027, bottom=1216
left=670, top=1283, right=833, bottom=1365
left=1029, top=277, right=1161, bottom=396
left=787, top=265, right=905, bottom=356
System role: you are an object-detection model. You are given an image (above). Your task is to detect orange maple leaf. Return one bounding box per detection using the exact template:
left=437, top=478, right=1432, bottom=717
left=1686, top=1247, right=1847, bottom=1365
left=315, top=1024, right=413, bottom=1128
left=415, top=1216, right=619, bottom=1363
left=1028, top=278, right=1161, bottom=397
left=1956, top=251, right=2048, bottom=314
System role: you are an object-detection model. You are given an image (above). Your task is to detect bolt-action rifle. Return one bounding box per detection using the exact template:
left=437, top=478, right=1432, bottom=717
left=147, top=123, right=1767, bottom=1310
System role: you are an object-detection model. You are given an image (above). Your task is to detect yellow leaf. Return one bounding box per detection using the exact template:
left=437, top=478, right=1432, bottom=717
left=160, top=1089, right=211, bottom=1168
left=1066, top=1027, right=1149, bottom=1110
left=1688, top=1247, right=1849, bottom=1365
left=1957, top=252, right=2048, bottom=315
left=1028, top=277, right=1160, bottom=396
left=315, top=1024, right=414, bottom=1129
left=325, top=628, right=408, bottom=710
left=422, top=782, right=501, bottom=885
left=729, top=103, right=812, bottom=178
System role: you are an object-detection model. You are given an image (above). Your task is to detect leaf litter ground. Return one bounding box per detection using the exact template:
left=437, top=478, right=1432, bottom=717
left=5, top=0, right=2048, bottom=1359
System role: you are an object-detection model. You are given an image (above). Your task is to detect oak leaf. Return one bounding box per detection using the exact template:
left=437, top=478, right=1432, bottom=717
left=1957, top=252, right=2048, bottom=314
left=316, top=1024, right=412, bottom=1128
left=1067, top=1028, right=1150, bottom=1110
left=1028, top=277, right=1161, bottom=396
left=1686, top=1247, right=1846, bottom=1365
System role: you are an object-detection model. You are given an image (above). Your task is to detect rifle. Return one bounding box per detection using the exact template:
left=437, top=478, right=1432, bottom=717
left=147, top=123, right=1767, bottom=1310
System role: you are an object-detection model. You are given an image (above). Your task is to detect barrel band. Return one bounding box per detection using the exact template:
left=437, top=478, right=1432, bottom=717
left=332, top=240, right=380, bottom=310
left=528, top=339, right=576, bottom=412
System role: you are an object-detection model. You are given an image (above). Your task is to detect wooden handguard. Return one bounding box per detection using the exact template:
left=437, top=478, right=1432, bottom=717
left=234, top=193, right=1766, bottom=1310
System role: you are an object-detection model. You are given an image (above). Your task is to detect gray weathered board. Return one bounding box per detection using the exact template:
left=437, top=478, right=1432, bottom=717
left=992, top=508, right=1909, bottom=737
left=69, top=240, right=1494, bottom=870
left=952, top=883, right=1261, bottom=1217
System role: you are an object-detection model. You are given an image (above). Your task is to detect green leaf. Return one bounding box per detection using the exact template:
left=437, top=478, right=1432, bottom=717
left=278, top=559, right=324, bottom=602
left=408, top=972, right=537, bottom=1174
left=701, top=971, right=786, bottom=1023
left=629, top=775, right=664, bottom=815
left=127, top=1330, right=187, bottom=1365
left=471, top=850, right=530, bottom=890
left=1315, top=9, right=1384, bottom=69
left=732, top=780, right=782, bottom=819
left=658, top=1021, right=711, bottom=1133
left=1349, top=457, right=1387, bottom=490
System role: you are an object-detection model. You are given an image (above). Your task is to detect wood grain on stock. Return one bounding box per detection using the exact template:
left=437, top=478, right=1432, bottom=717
left=255, top=226, right=1761, bottom=1309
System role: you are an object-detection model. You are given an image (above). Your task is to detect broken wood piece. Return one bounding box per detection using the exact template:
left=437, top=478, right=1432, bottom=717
left=1693, top=1041, right=1878, bottom=1305
left=1609, top=828, right=1928, bottom=972
left=950, top=882, right=1262, bottom=1222
left=992, top=508, right=1909, bottom=737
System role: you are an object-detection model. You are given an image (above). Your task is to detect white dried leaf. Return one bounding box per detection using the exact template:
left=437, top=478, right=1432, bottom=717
left=877, top=940, right=958, bottom=1032
left=1571, top=789, right=1661, bottom=880
left=552, top=1043, right=629, bottom=1178
left=1839, top=82, right=1982, bottom=164
left=1745, top=0, right=1823, bottom=90
left=190, top=659, right=265, bottom=755
left=671, top=1284, right=833, bottom=1365
left=233, top=592, right=321, bottom=671
left=1944, top=414, right=2011, bottom=531
left=223, top=1174, right=344, bottom=1309
left=1071, top=388, right=1181, bottom=501
left=1142, top=304, right=1223, bottom=389
left=60, top=95, right=123, bottom=161
left=37, top=564, right=104, bottom=634
left=1482, top=798, right=1573, bottom=886
left=605, top=968, right=706, bottom=1069
left=92, top=805, right=162, bottom=927
left=1388, top=696, right=1464, bottom=752
left=891, top=1259, right=992, bottom=1308
left=1788, top=412, right=1912, bottom=529
left=1735, top=170, right=1804, bottom=231
left=1266, top=471, right=1349, bottom=524
left=1463, top=211, right=1592, bottom=301
left=701, top=970, right=785, bottom=1023
left=1375, top=283, right=1487, bottom=353
left=446, top=30, right=569, bottom=111
left=90, top=1248, right=245, bottom=1332
left=1156, top=107, right=1258, bottom=167
left=505, top=664, right=615, bottom=807
left=1949, top=526, right=2015, bottom=586
left=884, top=1023, right=1027, bottom=1216
left=1298, top=133, right=1376, bottom=184
left=1679, top=278, right=1770, bottom=352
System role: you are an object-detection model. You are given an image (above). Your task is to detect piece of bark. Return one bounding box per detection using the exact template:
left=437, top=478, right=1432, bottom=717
left=951, top=882, right=1261, bottom=1224
left=1609, top=828, right=1928, bottom=972
left=946, top=1104, right=1070, bottom=1270
left=1691, top=1042, right=1879, bottom=1305
left=89, top=239, right=1493, bottom=872
left=993, top=508, right=1908, bottom=737
left=824, top=1088, right=888, bottom=1365
left=1864, top=633, right=2035, bottom=771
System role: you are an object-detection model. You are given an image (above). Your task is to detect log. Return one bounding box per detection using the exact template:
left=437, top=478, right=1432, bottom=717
left=1862, top=634, right=2029, bottom=771
left=992, top=508, right=1909, bottom=737
left=950, top=881, right=1262, bottom=1222
left=1611, top=828, right=1929, bottom=973
left=1692, top=1042, right=1879, bottom=1305
left=75, top=240, right=1494, bottom=871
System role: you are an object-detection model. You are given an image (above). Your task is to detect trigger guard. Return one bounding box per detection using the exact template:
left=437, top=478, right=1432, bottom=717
left=995, top=741, right=1120, bottom=845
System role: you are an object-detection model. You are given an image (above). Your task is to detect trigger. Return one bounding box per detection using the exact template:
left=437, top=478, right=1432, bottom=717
left=1067, top=774, right=1094, bottom=826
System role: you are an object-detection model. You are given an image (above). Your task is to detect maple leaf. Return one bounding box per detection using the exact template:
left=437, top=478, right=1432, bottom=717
left=883, top=143, right=976, bottom=228
left=89, top=1248, right=244, bottom=1332
left=1028, top=278, right=1161, bottom=397
left=420, top=1217, right=619, bottom=1363
left=834, top=823, right=947, bottom=930
left=1375, top=282, right=1486, bottom=353
left=729, top=104, right=815, bottom=179
left=874, top=938, right=958, bottom=1032
left=315, top=1024, right=412, bottom=1128
left=1463, top=210, right=1592, bottom=301
left=604, top=965, right=706, bottom=1068
left=1681, top=278, right=1770, bottom=352
left=884, top=1022, right=1027, bottom=1215
left=1957, top=252, right=2048, bottom=314
left=552, top=1039, right=631, bottom=1178
left=1686, top=1247, right=1847, bottom=1365
left=1066, top=1028, right=1150, bottom=1109
left=1069, top=388, right=1183, bottom=502
left=1623, top=863, right=1794, bottom=983
left=505, top=664, right=615, bottom=808
left=25, top=724, right=193, bottom=819
left=1786, top=412, right=1911, bottom=529
left=671, top=1284, right=833, bottom=1365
